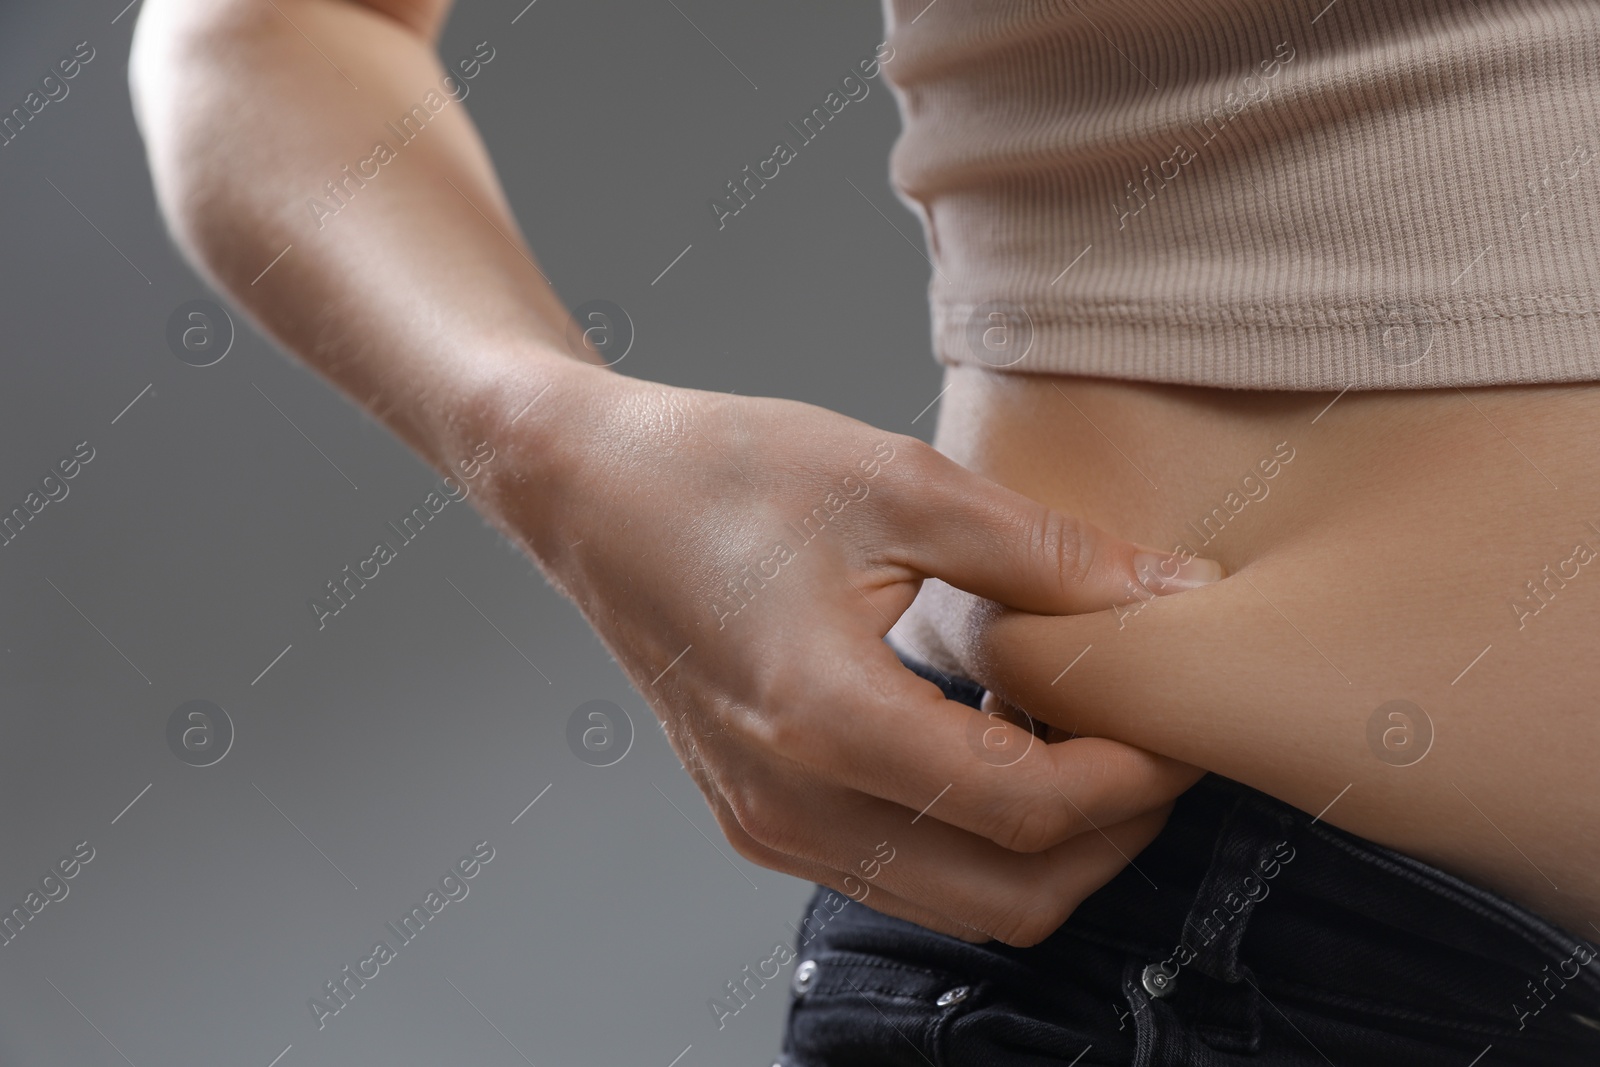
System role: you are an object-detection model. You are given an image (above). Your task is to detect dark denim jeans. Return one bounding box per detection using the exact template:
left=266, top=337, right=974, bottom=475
left=778, top=658, right=1600, bottom=1066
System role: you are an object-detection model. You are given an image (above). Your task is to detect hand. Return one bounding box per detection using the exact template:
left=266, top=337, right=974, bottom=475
left=486, top=361, right=1218, bottom=946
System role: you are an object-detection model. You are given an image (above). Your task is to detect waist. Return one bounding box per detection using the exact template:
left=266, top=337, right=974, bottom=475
left=914, top=365, right=1600, bottom=931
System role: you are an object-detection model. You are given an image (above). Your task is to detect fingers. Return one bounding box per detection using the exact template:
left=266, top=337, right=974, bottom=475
left=979, top=690, right=1047, bottom=736
left=702, top=790, right=992, bottom=944
left=713, top=757, right=1173, bottom=947
left=983, top=691, right=1078, bottom=743
left=884, top=442, right=1224, bottom=614
left=676, top=733, right=991, bottom=943
left=759, top=639, right=1201, bottom=855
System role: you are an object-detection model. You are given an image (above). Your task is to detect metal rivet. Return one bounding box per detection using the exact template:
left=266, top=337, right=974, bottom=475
left=935, top=985, right=970, bottom=1007
left=1141, top=963, right=1176, bottom=999
left=791, top=959, right=819, bottom=996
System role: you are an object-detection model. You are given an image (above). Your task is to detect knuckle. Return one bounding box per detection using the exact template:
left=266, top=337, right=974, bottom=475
left=991, top=794, right=1067, bottom=854
left=877, top=435, right=939, bottom=493
left=746, top=703, right=807, bottom=757
left=736, top=681, right=817, bottom=760
left=884, top=432, right=932, bottom=468
left=717, top=809, right=809, bottom=879
left=724, top=780, right=794, bottom=853
left=986, top=757, right=1089, bottom=853
left=987, top=904, right=1049, bottom=948
left=714, top=808, right=767, bottom=864
left=1036, top=506, right=1094, bottom=589
left=748, top=660, right=812, bottom=728
left=988, top=889, right=1079, bottom=948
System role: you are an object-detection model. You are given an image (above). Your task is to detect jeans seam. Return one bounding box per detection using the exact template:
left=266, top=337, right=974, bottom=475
left=805, top=951, right=950, bottom=980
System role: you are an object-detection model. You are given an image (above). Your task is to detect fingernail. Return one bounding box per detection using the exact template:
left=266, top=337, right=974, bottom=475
left=1133, top=551, right=1226, bottom=593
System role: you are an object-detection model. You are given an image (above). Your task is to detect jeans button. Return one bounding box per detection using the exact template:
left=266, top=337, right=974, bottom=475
left=935, top=985, right=970, bottom=1007
left=1141, top=962, right=1177, bottom=998
left=791, top=959, right=819, bottom=996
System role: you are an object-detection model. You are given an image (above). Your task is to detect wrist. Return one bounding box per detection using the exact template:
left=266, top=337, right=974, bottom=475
left=451, top=342, right=627, bottom=563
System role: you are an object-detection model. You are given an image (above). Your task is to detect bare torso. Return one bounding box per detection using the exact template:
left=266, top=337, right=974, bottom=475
left=898, top=364, right=1600, bottom=934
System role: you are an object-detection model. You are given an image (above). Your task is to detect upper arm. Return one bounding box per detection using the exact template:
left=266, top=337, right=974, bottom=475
left=129, top=0, right=470, bottom=269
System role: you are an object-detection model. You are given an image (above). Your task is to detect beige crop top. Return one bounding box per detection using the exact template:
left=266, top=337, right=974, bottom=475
left=881, top=0, right=1600, bottom=389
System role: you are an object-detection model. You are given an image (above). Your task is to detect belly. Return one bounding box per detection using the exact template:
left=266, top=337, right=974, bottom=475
left=904, top=364, right=1600, bottom=933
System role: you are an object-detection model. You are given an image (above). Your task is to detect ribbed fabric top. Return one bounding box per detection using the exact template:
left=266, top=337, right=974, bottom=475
left=882, top=0, right=1600, bottom=389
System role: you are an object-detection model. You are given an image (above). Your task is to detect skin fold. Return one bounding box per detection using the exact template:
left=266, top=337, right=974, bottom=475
left=895, top=364, right=1600, bottom=935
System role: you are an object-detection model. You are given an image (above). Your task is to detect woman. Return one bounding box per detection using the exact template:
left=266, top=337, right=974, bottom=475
left=131, top=0, right=1600, bottom=1063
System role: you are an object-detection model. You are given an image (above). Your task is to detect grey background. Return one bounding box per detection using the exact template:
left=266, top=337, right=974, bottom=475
left=0, top=1, right=943, bottom=1065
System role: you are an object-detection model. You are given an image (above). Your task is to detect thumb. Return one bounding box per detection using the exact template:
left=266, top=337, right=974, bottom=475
left=890, top=446, right=1224, bottom=615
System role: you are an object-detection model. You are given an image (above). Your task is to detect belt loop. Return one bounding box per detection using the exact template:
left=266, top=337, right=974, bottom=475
left=1177, top=791, right=1301, bottom=983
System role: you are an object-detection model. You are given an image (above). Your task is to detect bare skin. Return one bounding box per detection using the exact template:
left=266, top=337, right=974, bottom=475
left=895, top=365, right=1600, bottom=935
left=133, top=0, right=1593, bottom=949
left=130, top=0, right=1225, bottom=948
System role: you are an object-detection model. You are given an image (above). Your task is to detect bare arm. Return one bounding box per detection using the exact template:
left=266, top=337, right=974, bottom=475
left=131, top=0, right=1226, bottom=947
left=131, top=0, right=578, bottom=473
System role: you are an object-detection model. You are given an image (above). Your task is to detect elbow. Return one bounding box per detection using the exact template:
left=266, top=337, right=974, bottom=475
left=127, top=0, right=227, bottom=140
left=128, top=2, right=211, bottom=218
left=127, top=1, right=266, bottom=274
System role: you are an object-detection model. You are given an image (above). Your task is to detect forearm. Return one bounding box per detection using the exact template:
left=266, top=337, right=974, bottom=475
left=128, top=5, right=1238, bottom=945
left=130, top=0, right=596, bottom=479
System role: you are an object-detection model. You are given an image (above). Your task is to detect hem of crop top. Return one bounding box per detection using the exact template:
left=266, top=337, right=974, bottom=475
left=931, top=296, right=1600, bottom=390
